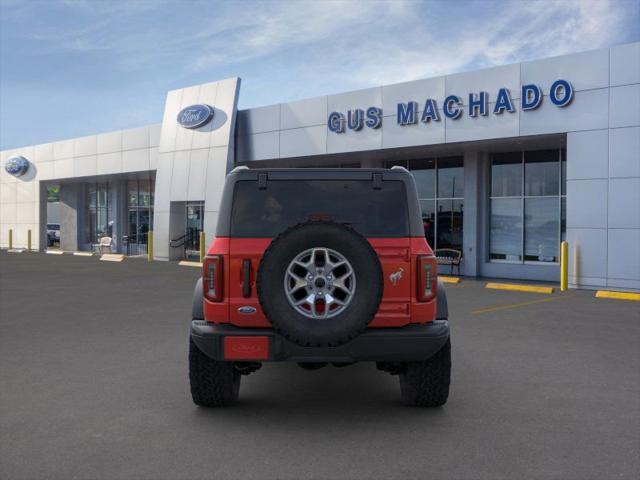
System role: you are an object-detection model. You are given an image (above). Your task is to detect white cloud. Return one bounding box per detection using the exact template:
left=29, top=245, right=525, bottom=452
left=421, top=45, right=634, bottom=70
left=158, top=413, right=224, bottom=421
left=8, top=0, right=629, bottom=81
left=188, top=1, right=413, bottom=71
left=325, top=0, right=626, bottom=88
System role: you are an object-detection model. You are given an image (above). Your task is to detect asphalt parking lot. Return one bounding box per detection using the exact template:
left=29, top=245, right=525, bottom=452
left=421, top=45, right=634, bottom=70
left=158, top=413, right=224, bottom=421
left=1, top=251, right=638, bottom=480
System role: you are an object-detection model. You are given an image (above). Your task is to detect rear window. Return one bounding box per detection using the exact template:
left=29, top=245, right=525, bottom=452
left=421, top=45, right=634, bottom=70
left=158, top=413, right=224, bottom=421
left=230, top=180, right=409, bottom=237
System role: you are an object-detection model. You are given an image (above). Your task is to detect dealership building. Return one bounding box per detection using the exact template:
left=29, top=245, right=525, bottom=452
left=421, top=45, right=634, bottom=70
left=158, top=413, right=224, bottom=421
left=1, top=42, right=639, bottom=291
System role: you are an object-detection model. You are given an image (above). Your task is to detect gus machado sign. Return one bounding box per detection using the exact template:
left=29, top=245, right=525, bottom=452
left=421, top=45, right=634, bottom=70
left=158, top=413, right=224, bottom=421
left=328, top=79, right=573, bottom=133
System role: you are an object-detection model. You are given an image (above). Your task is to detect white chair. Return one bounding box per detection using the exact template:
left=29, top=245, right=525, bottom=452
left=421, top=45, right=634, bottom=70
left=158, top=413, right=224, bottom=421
left=96, top=236, right=113, bottom=254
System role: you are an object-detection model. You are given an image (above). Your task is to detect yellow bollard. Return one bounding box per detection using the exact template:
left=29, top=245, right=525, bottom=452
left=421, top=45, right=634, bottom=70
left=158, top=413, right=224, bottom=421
left=8, top=229, right=12, bottom=250
left=199, top=231, right=205, bottom=263
left=28, top=229, right=32, bottom=252
left=560, top=241, right=568, bottom=292
left=147, top=231, right=153, bottom=262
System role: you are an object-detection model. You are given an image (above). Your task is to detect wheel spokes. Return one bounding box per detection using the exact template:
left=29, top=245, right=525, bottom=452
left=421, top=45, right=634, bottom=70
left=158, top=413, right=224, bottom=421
left=284, top=247, right=356, bottom=320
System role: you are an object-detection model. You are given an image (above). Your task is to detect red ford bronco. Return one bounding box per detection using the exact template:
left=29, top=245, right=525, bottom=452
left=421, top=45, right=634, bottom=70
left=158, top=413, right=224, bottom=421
left=189, top=167, right=451, bottom=407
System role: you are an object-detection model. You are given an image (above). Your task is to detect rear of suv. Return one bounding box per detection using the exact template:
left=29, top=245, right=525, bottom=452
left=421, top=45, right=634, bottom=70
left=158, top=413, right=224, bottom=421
left=189, top=167, right=451, bottom=407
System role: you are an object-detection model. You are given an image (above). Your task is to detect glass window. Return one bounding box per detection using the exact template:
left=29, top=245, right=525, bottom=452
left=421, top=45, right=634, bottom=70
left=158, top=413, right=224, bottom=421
left=126, top=177, right=155, bottom=249
left=409, top=159, right=436, bottom=199
left=128, top=210, right=138, bottom=243
left=491, top=152, right=522, bottom=197
left=525, top=150, right=559, bottom=196
left=47, top=185, right=60, bottom=202
left=88, top=185, right=97, bottom=208
left=390, top=156, right=464, bottom=250
left=437, top=157, right=464, bottom=198
left=138, top=210, right=150, bottom=242
left=86, top=182, right=112, bottom=242
left=139, top=179, right=151, bottom=207
left=561, top=149, right=567, bottom=196
left=489, top=149, right=566, bottom=263
left=490, top=198, right=522, bottom=261
left=419, top=199, right=436, bottom=248
left=561, top=197, right=566, bottom=242
left=385, top=160, right=408, bottom=169
left=436, top=199, right=463, bottom=250
left=524, top=197, right=559, bottom=262
left=231, top=180, right=409, bottom=237
left=128, top=180, right=138, bottom=206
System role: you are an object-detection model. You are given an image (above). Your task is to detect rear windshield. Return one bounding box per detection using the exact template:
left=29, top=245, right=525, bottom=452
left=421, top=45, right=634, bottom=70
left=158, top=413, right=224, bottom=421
left=230, top=179, right=409, bottom=237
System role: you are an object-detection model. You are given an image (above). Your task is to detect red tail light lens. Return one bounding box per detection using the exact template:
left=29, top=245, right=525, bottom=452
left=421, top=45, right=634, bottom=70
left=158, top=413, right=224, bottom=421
left=417, top=255, right=437, bottom=302
left=203, top=255, right=224, bottom=302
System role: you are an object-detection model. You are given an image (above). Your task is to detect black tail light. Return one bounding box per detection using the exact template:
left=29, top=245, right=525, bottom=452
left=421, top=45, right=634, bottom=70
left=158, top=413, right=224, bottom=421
left=417, top=255, right=437, bottom=302
left=203, top=255, right=224, bottom=302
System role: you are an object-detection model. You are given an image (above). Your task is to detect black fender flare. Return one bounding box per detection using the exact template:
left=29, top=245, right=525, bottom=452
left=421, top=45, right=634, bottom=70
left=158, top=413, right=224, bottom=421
left=436, top=279, right=448, bottom=320
left=192, top=277, right=204, bottom=320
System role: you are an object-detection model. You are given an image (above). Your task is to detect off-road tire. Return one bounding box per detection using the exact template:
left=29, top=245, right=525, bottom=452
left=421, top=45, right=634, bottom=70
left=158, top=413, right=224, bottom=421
left=256, top=221, right=383, bottom=347
left=399, top=338, right=451, bottom=407
left=189, top=337, right=240, bottom=407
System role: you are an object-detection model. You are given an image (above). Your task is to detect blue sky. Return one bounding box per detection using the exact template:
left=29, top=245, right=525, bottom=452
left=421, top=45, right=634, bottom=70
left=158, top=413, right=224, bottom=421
left=1, top=0, right=639, bottom=150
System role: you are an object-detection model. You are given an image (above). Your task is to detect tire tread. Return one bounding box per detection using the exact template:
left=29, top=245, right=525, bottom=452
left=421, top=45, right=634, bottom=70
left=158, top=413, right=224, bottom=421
left=399, top=338, right=451, bottom=407
left=189, top=337, right=240, bottom=407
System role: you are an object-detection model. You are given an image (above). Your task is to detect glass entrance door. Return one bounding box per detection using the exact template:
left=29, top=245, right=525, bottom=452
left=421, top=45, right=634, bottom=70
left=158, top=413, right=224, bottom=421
left=125, top=178, right=154, bottom=256
left=185, top=202, right=204, bottom=260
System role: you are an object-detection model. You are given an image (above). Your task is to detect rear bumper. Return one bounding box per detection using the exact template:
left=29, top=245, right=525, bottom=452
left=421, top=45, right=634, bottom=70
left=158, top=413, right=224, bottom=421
left=190, top=320, right=450, bottom=363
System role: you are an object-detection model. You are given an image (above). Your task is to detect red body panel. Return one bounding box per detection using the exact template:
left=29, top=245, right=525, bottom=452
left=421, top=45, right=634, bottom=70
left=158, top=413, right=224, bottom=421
left=204, top=236, right=437, bottom=328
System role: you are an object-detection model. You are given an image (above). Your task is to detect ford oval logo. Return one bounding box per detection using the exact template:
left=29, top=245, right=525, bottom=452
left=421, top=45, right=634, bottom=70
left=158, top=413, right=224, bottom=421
left=238, top=306, right=257, bottom=315
left=5, top=156, right=29, bottom=177
left=176, top=104, right=214, bottom=129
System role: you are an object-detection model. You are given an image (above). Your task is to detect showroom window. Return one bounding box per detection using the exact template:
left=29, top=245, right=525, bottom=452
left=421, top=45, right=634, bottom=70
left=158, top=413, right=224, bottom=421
left=385, top=157, right=464, bottom=250
left=489, top=149, right=566, bottom=263
left=87, top=182, right=113, bottom=244
left=126, top=178, right=155, bottom=255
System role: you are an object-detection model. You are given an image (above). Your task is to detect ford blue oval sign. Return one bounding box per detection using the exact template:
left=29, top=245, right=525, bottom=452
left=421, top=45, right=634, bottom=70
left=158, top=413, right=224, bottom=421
left=5, top=156, right=29, bottom=177
left=176, top=104, right=214, bottom=129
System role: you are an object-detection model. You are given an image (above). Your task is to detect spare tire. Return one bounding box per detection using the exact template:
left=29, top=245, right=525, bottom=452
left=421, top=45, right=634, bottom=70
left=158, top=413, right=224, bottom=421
left=257, top=221, right=383, bottom=347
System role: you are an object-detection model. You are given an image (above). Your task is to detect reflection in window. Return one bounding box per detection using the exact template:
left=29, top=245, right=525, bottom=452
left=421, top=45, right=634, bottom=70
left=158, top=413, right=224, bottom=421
left=86, top=182, right=112, bottom=243
left=419, top=199, right=435, bottom=247
left=437, top=199, right=463, bottom=251
left=409, top=159, right=435, bottom=199
left=490, top=149, right=566, bottom=263
left=437, top=157, right=464, bottom=198
left=524, top=150, right=559, bottom=196
left=491, top=152, right=522, bottom=197
left=524, top=198, right=559, bottom=262
left=490, top=198, right=522, bottom=261
left=127, top=178, right=155, bottom=249
left=387, top=157, right=464, bottom=251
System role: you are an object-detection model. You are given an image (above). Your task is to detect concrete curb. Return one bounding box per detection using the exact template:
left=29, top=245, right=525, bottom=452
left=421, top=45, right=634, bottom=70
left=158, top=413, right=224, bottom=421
left=595, top=290, right=640, bottom=301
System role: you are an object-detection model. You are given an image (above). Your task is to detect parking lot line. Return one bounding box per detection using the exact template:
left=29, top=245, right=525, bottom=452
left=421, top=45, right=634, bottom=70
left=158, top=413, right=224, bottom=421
left=485, top=282, right=554, bottom=294
left=595, top=290, right=640, bottom=302
left=471, top=295, right=569, bottom=315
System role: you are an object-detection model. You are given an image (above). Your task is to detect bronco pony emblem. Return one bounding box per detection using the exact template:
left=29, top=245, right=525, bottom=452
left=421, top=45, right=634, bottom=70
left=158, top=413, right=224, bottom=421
left=389, top=268, right=404, bottom=286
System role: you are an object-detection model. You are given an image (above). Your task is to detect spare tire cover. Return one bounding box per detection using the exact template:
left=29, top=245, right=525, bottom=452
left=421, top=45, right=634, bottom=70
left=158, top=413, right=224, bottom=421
left=257, top=221, right=383, bottom=347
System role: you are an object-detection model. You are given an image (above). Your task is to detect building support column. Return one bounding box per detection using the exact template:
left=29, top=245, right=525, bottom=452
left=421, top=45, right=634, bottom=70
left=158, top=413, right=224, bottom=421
left=59, top=183, right=81, bottom=252
left=462, top=151, right=482, bottom=277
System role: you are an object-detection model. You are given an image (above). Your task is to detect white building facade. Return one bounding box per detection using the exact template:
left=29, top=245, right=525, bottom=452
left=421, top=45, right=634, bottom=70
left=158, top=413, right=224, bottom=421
left=1, top=43, right=639, bottom=291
